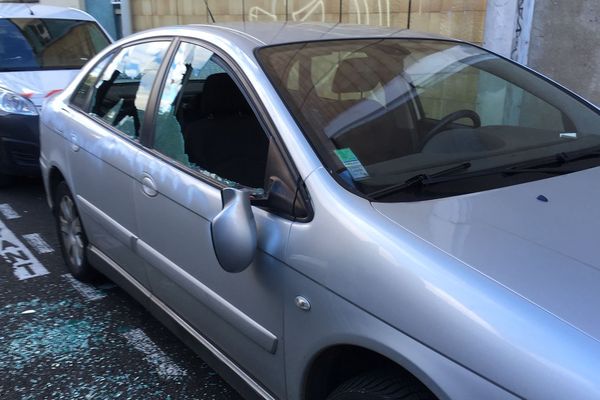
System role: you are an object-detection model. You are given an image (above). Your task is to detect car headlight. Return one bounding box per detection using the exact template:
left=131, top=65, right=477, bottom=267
left=0, top=87, right=38, bottom=116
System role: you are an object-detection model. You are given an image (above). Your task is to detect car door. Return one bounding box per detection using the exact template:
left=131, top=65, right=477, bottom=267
left=131, top=40, right=293, bottom=397
left=65, top=40, right=172, bottom=288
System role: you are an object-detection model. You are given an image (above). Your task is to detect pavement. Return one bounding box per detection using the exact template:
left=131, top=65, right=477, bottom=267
left=0, top=178, right=241, bottom=400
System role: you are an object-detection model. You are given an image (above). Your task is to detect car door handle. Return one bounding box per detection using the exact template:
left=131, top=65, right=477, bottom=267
left=141, top=175, right=158, bottom=197
left=70, top=133, right=80, bottom=152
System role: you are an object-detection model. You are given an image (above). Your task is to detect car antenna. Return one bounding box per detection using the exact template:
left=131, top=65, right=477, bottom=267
left=26, top=5, right=34, bottom=16
left=203, top=0, right=216, bottom=23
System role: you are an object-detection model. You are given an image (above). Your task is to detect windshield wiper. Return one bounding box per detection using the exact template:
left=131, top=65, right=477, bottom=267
left=369, top=162, right=471, bottom=200
left=504, top=147, right=600, bottom=174
left=368, top=147, right=600, bottom=200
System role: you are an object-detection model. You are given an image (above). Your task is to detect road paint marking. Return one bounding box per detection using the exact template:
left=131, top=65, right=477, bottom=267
left=0, top=220, right=49, bottom=280
left=122, top=328, right=187, bottom=379
left=62, top=274, right=106, bottom=301
left=0, top=204, right=21, bottom=220
left=22, top=233, right=54, bottom=254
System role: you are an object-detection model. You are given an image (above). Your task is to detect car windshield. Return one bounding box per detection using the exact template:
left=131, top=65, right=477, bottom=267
left=0, top=18, right=109, bottom=71
left=256, top=39, right=600, bottom=201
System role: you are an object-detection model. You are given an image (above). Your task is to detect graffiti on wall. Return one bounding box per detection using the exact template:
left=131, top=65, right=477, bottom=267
left=511, top=0, right=535, bottom=63
left=248, top=0, right=391, bottom=26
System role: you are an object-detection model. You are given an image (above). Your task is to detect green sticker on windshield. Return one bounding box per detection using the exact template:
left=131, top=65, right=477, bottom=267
left=334, top=148, right=369, bottom=181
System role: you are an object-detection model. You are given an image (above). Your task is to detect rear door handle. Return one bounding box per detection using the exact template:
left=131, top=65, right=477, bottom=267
left=141, top=175, right=158, bottom=197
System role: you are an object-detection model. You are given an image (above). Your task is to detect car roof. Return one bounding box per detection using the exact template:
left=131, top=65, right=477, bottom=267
left=0, top=3, right=95, bottom=20
left=127, top=22, right=451, bottom=52
left=200, top=22, right=447, bottom=46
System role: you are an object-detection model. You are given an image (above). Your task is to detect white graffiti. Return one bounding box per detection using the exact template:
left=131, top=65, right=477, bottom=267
left=248, top=0, right=279, bottom=21
left=349, top=0, right=391, bottom=26
left=248, top=0, right=391, bottom=26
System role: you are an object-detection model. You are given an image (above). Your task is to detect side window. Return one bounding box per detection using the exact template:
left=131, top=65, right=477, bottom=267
left=70, top=54, right=113, bottom=110
left=153, top=42, right=269, bottom=191
left=87, top=41, right=171, bottom=139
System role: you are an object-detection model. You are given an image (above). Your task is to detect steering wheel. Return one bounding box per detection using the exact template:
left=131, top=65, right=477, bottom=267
left=419, top=109, right=481, bottom=151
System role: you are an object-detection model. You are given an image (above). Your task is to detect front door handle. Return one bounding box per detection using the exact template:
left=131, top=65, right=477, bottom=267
left=70, top=133, right=80, bottom=152
left=141, top=175, right=158, bottom=197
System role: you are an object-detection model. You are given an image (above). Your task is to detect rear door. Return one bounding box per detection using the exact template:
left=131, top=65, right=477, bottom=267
left=65, top=40, right=172, bottom=288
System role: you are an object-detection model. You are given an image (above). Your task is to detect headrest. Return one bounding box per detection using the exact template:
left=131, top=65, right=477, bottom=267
left=332, top=57, right=381, bottom=94
left=201, top=73, right=250, bottom=116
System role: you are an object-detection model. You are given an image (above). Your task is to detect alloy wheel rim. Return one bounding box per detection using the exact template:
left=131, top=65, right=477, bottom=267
left=59, top=195, right=84, bottom=268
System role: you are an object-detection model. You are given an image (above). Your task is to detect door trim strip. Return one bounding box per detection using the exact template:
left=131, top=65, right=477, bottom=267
left=77, top=195, right=278, bottom=354
left=136, top=240, right=278, bottom=354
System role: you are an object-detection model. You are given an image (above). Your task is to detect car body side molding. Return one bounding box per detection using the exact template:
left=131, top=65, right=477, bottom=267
left=77, top=194, right=278, bottom=355
left=135, top=239, right=279, bottom=354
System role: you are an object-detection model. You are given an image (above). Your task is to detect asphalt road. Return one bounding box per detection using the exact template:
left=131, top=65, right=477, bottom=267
left=0, top=178, right=242, bottom=400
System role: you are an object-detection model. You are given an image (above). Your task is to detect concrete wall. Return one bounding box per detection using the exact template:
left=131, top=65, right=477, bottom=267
left=39, top=0, right=84, bottom=9
left=527, top=0, right=600, bottom=106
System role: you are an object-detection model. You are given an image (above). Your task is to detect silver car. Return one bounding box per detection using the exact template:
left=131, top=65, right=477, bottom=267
left=40, top=23, right=600, bottom=400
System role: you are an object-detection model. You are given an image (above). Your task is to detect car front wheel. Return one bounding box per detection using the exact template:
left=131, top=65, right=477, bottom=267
left=54, top=181, right=96, bottom=281
left=326, top=370, right=436, bottom=400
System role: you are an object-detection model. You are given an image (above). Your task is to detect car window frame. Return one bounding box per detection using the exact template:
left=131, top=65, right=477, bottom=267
left=142, top=36, right=312, bottom=221
left=69, top=50, right=117, bottom=112
left=67, top=37, right=177, bottom=146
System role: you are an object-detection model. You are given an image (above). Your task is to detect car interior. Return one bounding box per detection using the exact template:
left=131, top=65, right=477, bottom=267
left=88, top=52, right=270, bottom=190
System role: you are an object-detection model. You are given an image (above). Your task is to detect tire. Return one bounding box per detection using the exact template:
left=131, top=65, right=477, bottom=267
left=326, top=370, right=436, bottom=400
left=0, top=173, right=15, bottom=187
left=54, top=181, right=97, bottom=281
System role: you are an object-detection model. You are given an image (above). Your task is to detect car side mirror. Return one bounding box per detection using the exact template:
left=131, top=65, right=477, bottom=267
left=250, top=140, right=309, bottom=219
left=211, top=187, right=257, bottom=273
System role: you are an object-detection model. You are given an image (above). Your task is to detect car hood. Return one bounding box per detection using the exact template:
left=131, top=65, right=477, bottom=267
left=372, top=166, right=600, bottom=342
left=0, top=70, right=79, bottom=108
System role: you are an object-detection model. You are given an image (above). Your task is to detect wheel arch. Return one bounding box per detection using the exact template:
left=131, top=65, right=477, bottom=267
left=302, top=344, right=441, bottom=400
left=47, top=166, right=67, bottom=211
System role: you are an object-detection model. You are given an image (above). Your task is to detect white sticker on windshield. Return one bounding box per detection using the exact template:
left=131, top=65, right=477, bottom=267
left=559, top=132, right=577, bottom=139
left=334, top=148, right=369, bottom=181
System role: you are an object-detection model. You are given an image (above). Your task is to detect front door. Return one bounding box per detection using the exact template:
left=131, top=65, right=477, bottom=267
left=132, top=41, right=289, bottom=398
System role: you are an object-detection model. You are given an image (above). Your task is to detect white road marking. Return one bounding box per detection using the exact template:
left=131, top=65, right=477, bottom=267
left=62, top=273, right=106, bottom=301
left=0, top=204, right=21, bottom=220
left=122, top=328, right=187, bottom=379
left=0, top=219, right=49, bottom=280
left=22, top=233, right=54, bottom=254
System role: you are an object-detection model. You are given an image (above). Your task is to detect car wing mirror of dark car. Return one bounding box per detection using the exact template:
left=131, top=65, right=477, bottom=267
left=211, top=187, right=257, bottom=273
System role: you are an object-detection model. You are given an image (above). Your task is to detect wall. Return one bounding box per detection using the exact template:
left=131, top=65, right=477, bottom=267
left=39, top=0, right=84, bottom=9
left=84, top=0, right=119, bottom=39
left=130, top=0, right=487, bottom=45
left=527, top=0, right=600, bottom=106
